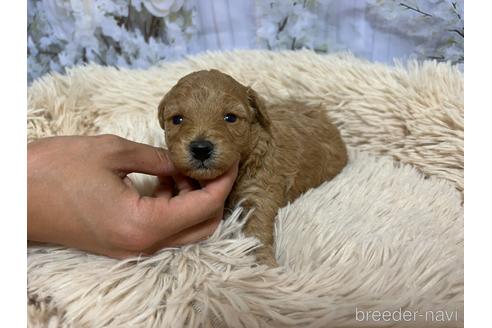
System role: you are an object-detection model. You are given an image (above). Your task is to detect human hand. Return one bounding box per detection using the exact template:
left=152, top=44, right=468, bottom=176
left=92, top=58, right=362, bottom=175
left=27, top=135, right=238, bottom=258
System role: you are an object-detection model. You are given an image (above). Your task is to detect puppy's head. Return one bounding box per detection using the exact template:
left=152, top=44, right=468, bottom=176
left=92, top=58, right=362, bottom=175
left=158, top=69, right=270, bottom=180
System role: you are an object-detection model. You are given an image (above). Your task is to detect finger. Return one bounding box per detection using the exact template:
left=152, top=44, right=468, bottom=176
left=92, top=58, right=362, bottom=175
left=101, top=136, right=177, bottom=177
left=136, top=186, right=223, bottom=237
left=145, top=215, right=222, bottom=253
left=199, top=161, right=239, bottom=200
left=123, top=176, right=135, bottom=188
left=153, top=176, right=175, bottom=199
left=136, top=162, right=238, bottom=235
left=173, top=174, right=197, bottom=195
left=165, top=162, right=238, bottom=226
left=167, top=215, right=222, bottom=245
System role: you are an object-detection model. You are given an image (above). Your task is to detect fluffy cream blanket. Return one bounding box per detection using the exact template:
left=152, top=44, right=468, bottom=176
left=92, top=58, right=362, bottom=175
left=27, top=50, right=463, bottom=328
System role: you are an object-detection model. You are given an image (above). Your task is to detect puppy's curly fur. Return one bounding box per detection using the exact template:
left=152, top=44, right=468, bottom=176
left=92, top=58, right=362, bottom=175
left=158, top=69, right=347, bottom=266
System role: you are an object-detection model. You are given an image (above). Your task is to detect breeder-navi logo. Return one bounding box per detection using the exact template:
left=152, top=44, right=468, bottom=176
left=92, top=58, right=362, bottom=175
left=355, top=307, right=459, bottom=323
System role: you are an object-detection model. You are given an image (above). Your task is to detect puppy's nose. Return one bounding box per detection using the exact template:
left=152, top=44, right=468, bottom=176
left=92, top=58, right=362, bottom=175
left=190, top=140, right=214, bottom=161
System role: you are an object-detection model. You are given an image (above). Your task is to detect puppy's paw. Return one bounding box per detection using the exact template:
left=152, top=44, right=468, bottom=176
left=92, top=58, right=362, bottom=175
left=255, top=246, right=279, bottom=267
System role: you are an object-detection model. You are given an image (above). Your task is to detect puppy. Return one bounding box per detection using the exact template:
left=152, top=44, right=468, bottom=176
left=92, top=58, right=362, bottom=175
left=158, top=69, right=347, bottom=266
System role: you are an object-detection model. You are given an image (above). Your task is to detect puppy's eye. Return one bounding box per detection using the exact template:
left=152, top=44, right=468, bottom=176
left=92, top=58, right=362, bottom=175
left=224, top=113, right=237, bottom=123
left=172, top=115, right=183, bottom=125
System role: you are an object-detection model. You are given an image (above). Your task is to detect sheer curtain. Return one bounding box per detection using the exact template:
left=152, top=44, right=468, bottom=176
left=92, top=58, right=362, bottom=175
left=191, top=0, right=418, bottom=64
left=27, top=0, right=463, bottom=82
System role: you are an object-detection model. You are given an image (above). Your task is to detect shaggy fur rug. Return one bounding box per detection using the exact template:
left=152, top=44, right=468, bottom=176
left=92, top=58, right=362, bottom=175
left=27, top=50, right=463, bottom=327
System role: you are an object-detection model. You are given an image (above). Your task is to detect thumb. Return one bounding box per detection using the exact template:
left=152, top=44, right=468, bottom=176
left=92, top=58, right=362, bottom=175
left=105, top=137, right=177, bottom=177
left=200, top=161, right=239, bottom=200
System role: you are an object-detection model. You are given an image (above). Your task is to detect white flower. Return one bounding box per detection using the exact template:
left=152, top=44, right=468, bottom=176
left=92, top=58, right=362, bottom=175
left=27, top=36, right=38, bottom=56
left=41, top=0, right=100, bottom=50
left=99, top=15, right=123, bottom=42
left=142, top=0, right=184, bottom=17
left=367, top=0, right=463, bottom=64
left=257, top=20, right=277, bottom=45
left=42, top=0, right=75, bottom=40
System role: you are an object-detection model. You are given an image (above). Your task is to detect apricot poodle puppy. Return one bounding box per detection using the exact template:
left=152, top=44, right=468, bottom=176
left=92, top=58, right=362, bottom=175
left=158, top=69, right=347, bottom=266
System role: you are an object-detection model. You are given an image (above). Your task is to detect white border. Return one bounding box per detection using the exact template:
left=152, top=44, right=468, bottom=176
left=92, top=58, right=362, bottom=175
left=0, top=0, right=27, bottom=326
left=7, top=1, right=481, bottom=326
left=464, top=1, right=491, bottom=327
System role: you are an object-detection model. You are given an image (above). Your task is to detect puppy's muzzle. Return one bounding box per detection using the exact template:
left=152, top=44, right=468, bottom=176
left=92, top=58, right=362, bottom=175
left=189, top=139, right=214, bottom=162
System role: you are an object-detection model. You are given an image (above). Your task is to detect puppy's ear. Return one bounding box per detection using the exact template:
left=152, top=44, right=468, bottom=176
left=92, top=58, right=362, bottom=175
left=247, top=88, right=271, bottom=131
left=157, top=96, right=167, bottom=130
